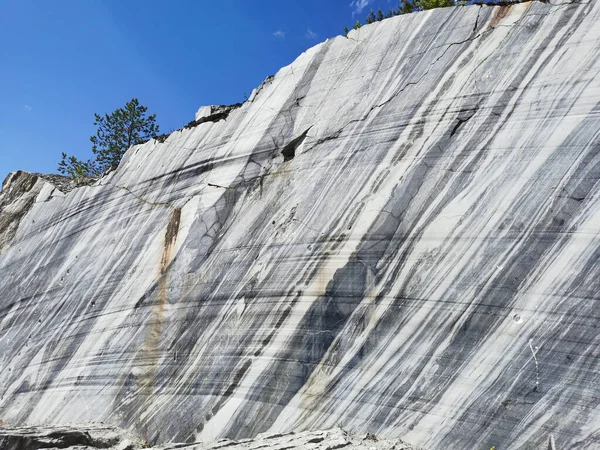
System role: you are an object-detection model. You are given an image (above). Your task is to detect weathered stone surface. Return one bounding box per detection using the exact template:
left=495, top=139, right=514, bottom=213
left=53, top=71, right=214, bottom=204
left=0, top=427, right=419, bottom=450
left=158, top=429, right=421, bottom=450
left=0, top=424, right=144, bottom=450
left=0, top=172, right=69, bottom=254
left=1, top=1, right=600, bottom=449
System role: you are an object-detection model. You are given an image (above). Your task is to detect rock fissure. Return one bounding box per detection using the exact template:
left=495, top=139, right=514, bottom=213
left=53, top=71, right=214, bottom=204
left=282, top=128, right=312, bottom=162
left=473, top=5, right=483, bottom=33
left=113, top=184, right=174, bottom=209
left=304, top=31, right=489, bottom=157
left=450, top=110, right=477, bottom=137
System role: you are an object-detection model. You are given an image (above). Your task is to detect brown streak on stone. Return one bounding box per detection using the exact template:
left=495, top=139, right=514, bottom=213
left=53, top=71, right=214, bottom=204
left=161, top=208, right=182, bottom=274
left=138, top=207, right=182, bottom=434
left=490, top=5, right=513, bottom=28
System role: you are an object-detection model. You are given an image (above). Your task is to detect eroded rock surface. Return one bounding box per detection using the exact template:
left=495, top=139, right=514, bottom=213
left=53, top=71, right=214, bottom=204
left=1, top=1, right=600, bottom=449
left=0, top=427, right=420, bottom=450
left=158, top=429, right=421, bottom=450
left=0, top=424, right=144, bottom=450
left=0, top=172, right=69, bottom=254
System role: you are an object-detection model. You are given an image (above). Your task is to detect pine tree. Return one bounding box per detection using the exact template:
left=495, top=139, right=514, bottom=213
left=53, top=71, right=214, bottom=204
left=365, top=9, right=377, bottom=24
left=90, top=98, right=159, bottom=173
left=353, top=19, right=362, bottom=30
left=377, top=8, right=385, bottom=21
left=57, top=98, right=160, bottom=180
left=399, top=0, right=416, bottom=14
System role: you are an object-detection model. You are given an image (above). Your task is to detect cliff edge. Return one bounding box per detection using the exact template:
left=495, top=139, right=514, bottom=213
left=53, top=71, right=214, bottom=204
left=1, top=1, right=599, bottom=449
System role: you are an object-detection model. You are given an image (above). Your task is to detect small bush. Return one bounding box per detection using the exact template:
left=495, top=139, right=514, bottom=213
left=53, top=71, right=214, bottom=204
left=418, top=0, right=455, bottom=9
left=343, top=0, right=460, bottom=34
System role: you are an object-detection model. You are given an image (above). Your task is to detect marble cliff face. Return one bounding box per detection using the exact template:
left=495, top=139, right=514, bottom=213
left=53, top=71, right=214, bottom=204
left=1, top=1, right=600, bottom=449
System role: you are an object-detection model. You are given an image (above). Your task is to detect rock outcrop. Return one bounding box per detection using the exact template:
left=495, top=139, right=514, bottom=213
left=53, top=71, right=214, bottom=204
left=0, top=424, right=144, bottom=450
left=1, top=1, right=600, bottom=449
left=0, top=427, right=419, bottom=450
left=0, top=172, right=70, bottom=254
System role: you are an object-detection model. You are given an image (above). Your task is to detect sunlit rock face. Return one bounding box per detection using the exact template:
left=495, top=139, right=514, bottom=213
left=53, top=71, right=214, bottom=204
left=1, top=1, right=600, bottom=449
left=0, top=172, right=69, bottom=254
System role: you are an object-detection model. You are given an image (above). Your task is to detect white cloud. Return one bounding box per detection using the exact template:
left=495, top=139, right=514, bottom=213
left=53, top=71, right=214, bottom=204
left=350, top=0, right=372, bottom=15
left=305, top=28, right=318, bottom=40
left=273, top=30, right=285, bottom=39
left=23, top=105, right=32, bottom=111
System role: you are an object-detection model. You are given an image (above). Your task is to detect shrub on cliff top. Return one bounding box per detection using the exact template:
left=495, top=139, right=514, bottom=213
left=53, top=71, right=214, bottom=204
left=57, top=154, right=97, bottom=181
left=418, top=0, right=455, bottom=9
left=58, top=98, right=160, bottom=180
left=345, top=0, right=458, bottom=34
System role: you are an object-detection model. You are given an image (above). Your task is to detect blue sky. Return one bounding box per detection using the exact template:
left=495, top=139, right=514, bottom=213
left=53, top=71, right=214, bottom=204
left=0, top=0, right=395, bottom=180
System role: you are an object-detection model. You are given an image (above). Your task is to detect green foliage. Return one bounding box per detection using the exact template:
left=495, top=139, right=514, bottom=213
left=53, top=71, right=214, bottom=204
left=366, top=9, right=377, bottom=24
left=90, top=98, right=160, bottom=173
left=344, top=0, right=428, bottom=35
left=417, top=0, right=454, bottom=9
left=57, top=98, right=159, bottom=180
left=399, top=0, right=417, bottom=14
left=57, top=153, right=98, bottom=181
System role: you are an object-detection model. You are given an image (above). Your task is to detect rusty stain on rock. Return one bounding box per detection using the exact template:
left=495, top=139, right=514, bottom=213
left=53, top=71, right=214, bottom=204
left=138, top=207, right=182, bottom=432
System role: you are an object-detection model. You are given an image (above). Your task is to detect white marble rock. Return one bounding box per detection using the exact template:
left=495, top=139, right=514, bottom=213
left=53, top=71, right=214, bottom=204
left=1, top=1, right=600, bottom=449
